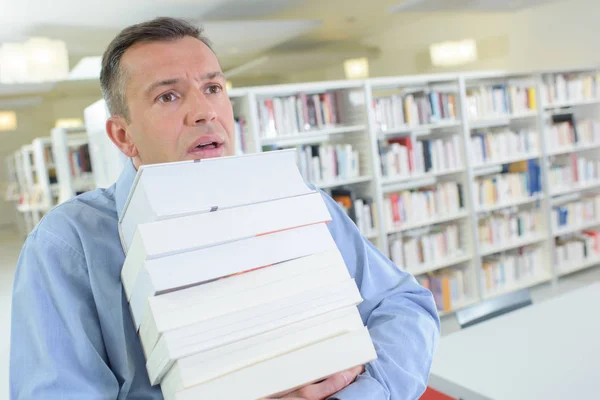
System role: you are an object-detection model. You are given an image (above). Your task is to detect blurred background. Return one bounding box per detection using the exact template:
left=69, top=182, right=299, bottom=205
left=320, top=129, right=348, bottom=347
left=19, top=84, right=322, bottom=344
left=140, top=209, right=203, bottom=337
left=2, top=0, right=600, bottom=398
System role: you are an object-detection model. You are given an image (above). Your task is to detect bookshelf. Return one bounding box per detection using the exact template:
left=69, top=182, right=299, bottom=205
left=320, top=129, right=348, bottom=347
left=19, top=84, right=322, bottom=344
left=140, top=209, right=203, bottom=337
left=51, top=127, right=95, bottom=204
left=540, top=68, right=600, bottom=287
left=8, top=67, right=600, bottom=317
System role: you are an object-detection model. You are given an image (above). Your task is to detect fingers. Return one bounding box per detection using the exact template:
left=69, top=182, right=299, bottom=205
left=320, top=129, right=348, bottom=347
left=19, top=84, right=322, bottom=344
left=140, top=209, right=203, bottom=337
left=279, top=365, right=365, bottom=400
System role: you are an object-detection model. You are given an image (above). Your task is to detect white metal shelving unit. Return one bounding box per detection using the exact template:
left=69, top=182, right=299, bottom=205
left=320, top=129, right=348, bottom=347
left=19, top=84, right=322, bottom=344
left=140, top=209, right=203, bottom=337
left=8, top=67, right=600, bottom=317
left=51, top=127, right=96, bottom=204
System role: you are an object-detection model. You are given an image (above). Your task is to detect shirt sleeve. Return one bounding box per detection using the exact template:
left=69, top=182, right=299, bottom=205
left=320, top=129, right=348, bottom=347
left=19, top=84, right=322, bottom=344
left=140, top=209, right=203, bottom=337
left=320, top=190, right=441, bottom=400
left=10, top=228, right=119, bottom=400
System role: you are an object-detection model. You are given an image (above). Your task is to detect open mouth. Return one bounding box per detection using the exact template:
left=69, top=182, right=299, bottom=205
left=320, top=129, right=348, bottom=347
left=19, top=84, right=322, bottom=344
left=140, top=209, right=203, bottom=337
left=195, top=141, right=220, bottom=150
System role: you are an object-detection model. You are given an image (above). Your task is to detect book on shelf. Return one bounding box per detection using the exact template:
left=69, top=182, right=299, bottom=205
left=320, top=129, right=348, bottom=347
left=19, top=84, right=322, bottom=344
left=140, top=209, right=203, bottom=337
left=43, top=145, right=55, bottom=165
left=543, top=72, right=600, bottom=105
left=470, top=129, right=538, bottom=166
left=119, top=149, right=377, bottom=399
left=478, top=209, right=541, bottom=248
left=481, top=245, right=543, bottom=295
left=416, top=266, right=472, bottom=313
left=552, top=194, right=600, bottom=232
left=475, top=160, right=541, bottom=208
left=466, top=84, right=536, bottom=120
left=389, top=223, right=462, bottom=270
left=331, top=187, right=377, bottom=237
left=292, top=143, right=360, bottom=184
left=549, top=155, right=600, bottom=191
left=234, top=117, right=246, bottom=154
left=373, top=90, right=457, bottom=132
left=548, top=117, right=600, bottom=152
left=555, top=230, right=600, bottom=272
left=69, top=143, right=92, bottom=178
left=383, top=182, right=464, bottom=232
left=380, top=135, right=462, bottom=178
left=257, top=91, right=343, bottom=138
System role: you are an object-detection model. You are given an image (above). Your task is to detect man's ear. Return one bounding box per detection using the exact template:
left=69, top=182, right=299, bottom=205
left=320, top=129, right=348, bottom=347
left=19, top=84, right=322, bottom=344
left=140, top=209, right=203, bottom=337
left=106, top=116, right=138, bottom=158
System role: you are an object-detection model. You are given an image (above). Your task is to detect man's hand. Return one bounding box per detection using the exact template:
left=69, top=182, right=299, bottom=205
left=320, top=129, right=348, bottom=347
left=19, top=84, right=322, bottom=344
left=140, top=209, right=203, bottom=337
left=263, top=365, right=365, bottom=400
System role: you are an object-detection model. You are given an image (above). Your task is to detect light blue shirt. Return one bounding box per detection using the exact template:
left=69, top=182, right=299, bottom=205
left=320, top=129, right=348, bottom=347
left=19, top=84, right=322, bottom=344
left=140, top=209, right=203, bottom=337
left=10, top=158, right=440, bottom=400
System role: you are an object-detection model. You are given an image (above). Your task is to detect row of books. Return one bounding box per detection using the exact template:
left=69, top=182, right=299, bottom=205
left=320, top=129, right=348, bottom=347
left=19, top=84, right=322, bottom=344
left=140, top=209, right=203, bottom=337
left=330, top=188, right=377, bottom=237
left=258, top=92, right=341, bottom=138
left=465, top=85, right=537, bottom=120
left=43, top=146, right=55, bottom=165
left=481, top=246, right=543, bottom=295
left=547, top=116, right=600, bottom=152
left=555, top=230, right=600, bottom=271
left=552, top=195, right=600, bottom=232
left=69, top=144, right=92, bottom=178
left=417, top=267, right=473, bottom=313
left=295, top=144, right=360, bottom=184
left=389, top=224, right=462, bottom=270
left=234, top=117, right=246, bottom=155
left=379, top=136, right=462, bottom=179
left=118, top=150, right=376, bottom=399
left=478, top=209, right=542, bottom=248
left=549, top=155, right=600, bottom=190
left=470, top=129, right=538, bottom=166
left=373, top=91, right=458, bottom=131
left=542, top=73, right=600, bottom=105
left=475, top=161, right=542, bottom=208
left=383, top=183, right=464, bottom=231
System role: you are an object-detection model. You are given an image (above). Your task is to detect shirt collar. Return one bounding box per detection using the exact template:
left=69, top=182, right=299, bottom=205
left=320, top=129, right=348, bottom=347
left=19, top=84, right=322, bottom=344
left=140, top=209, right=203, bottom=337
left=115, top=157, right=137, bottom=222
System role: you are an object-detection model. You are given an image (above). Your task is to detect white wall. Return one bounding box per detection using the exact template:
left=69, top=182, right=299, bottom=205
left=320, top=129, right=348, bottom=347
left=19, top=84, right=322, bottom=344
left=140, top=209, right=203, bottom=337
left=0, top=94, right=102, bottom=230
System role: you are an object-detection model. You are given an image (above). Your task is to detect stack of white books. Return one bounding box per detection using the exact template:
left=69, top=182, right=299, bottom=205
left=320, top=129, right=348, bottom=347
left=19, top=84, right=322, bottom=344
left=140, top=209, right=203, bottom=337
left=118, top=150, right=377, bottom=400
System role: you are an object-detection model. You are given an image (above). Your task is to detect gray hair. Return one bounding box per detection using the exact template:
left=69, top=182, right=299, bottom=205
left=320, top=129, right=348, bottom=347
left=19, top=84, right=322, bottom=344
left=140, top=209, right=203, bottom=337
left=100, top=17, right=214, bottom=121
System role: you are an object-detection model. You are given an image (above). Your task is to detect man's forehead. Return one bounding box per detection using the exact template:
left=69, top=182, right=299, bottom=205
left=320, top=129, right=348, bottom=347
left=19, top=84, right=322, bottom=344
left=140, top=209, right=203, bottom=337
left=121, top=37, right=221, bottom=84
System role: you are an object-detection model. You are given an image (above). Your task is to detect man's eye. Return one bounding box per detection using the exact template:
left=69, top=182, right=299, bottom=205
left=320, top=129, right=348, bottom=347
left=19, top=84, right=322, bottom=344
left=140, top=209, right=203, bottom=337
left=206, top=85, right=222, bottom=94
left=158, top=93, right=178, bottom=103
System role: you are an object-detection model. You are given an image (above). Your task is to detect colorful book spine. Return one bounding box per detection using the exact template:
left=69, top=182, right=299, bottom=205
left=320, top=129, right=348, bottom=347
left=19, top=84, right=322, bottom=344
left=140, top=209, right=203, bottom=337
left=481, top=246, right=542, bottom=295
left=466, top=85, right=536, bottom=120
left=417, top=267, right=472, bottom=313
left=389, top=224, right=462, bottom=270
left=294, top=144, right=360, bottom=184
left=478, top=209, right=541, bottom=247
left=383, top=182, right=463, bottom=231
left=258, top=91, right=340, bottom=137
left=552, top=194, right=600, bottom=232
left=470, top=129, right=538, bottom=166
left=373, top=91, right=457, bottom=132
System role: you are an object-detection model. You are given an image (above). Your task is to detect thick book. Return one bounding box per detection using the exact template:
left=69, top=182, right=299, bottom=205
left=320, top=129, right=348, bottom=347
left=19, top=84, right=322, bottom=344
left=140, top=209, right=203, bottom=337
left=126, top=221, right=336, bottom=330
left=139, top=249, right=351, bottom=355
left=165, top=327, right=377, bottom=400
left=159, top=307, right=365, bottom=396
left=146, top=279, right=363, bottom=384
left=121, top=191, right=331, bottom=303
left=119, top=149, right=312, bottom=253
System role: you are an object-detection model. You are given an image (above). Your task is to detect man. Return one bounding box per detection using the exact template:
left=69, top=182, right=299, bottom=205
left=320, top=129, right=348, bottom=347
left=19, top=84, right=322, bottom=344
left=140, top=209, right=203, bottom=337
left=10, top=17, right=440, bottom=400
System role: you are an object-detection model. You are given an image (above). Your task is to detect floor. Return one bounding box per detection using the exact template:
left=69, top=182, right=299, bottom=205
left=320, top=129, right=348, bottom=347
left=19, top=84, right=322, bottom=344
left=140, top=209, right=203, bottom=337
left=1, top=228, right=600, bottom=399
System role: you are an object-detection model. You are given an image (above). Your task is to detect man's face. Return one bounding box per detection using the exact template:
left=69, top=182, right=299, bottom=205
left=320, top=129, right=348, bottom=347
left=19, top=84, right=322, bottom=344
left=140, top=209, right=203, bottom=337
left=116, top=36, right=235, bottom=166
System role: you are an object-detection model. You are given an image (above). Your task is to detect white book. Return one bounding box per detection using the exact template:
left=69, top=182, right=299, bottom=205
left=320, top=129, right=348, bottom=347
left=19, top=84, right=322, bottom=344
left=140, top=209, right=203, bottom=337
left=119, top=150, right=312, bottom=253
left=122, top=191, right=331, bottom=303
left=127, top=220, right=335, bottom=331
left=146, top=279, right=362, bottom=384
left=139, top=249, right=351, bottom=356
left=166, top=327, right=376, bottom=400
left=160, top=307, right=364, bottom=394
